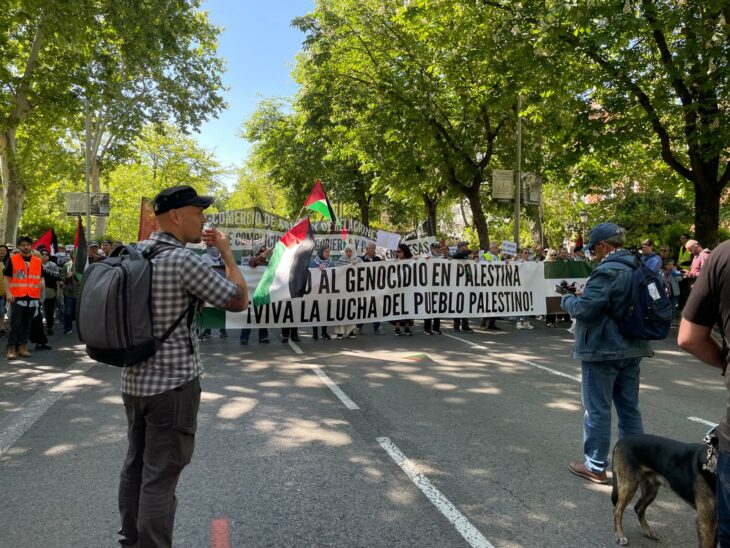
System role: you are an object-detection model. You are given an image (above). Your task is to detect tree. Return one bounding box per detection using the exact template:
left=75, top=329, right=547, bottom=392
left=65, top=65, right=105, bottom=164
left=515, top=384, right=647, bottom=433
left=104, top=124, right=225, bottom=241
left=531, top=0, right=729, bottom=246
left=0, top=1, right=86, bottom=243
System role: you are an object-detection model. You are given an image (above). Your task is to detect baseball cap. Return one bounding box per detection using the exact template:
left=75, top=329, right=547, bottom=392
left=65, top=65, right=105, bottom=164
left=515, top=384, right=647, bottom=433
left=586, top=222, right=622, bottom=251
left=101, top=239, right=112, bottom=245
left=152, top=185, right=214, bottom=215
left=88, top=241, right=99, bottom=248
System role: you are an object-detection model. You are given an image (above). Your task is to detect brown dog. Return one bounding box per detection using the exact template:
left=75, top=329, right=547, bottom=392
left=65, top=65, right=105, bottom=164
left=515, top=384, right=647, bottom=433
left=612, top=434, right=716, bottom=547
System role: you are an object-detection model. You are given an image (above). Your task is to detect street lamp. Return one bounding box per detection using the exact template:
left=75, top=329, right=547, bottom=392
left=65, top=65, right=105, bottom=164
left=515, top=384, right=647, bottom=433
left=579, top=210, right=588, bottom=228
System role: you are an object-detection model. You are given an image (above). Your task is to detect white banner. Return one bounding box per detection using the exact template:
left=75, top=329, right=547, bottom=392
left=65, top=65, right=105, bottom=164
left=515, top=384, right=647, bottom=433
left=215, top=259, right=548, bottom=329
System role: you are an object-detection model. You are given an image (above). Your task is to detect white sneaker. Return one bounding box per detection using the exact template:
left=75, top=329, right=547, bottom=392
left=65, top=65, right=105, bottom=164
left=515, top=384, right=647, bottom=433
left=516, top=321, right=525, bottom=330
left=567, top=319, right=577, bottom=334
left=524, top=321, right=535, bottom=330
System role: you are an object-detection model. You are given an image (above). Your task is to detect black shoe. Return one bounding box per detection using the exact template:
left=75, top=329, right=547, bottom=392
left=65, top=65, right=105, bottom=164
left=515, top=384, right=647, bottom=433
left=424, top=330, right=433, bottom=335
left=259, top=338, right=270, bottom=344
left=282, top=337, right=289, bottom=343
left=322, top=333, right=331, bottom=340
left=404, top=327, right=413, bottom=336
left=434, top=330, right=442, bottom=335
left=240, top=340, right=249, bottom=345
left=35, top=344, right=52, bottom=351
left=462, top=327, right=474, bottom=333
left=394, top=328, right=402, bottom=336
left=454, top=328, right=463, bottom=333
left=313, top=335, right=319, bottom=341
left=219, top=330, right=228, bottom=339
left=291, top=336, right=301, bottom=342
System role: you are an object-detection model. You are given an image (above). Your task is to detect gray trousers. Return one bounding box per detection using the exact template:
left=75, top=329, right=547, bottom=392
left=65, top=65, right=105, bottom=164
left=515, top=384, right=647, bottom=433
left=118, top=377, right=201, bottom=547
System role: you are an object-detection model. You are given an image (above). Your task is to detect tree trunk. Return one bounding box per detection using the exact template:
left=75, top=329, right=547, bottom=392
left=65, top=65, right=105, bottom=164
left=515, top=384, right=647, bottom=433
left=464, top=185, right=490, bottom=249
left=0, top=129, right=25, bottom=245
left=360, top=195, right=370, bottom=227
left=92, top=158, right=108, bottom=238
left=422, top=194, right=437, bottom=236
left=694, top=180, right=723, bottom=248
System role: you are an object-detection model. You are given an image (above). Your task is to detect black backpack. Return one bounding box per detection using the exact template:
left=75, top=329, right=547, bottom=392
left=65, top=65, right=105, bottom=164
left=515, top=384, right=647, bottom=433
left=77, top=243, right=196, bottom=367
left=606, top=255, right=674, bottom=340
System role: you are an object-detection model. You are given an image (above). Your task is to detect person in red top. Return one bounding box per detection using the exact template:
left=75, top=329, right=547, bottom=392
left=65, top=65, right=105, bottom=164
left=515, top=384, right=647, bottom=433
left=4, top=236, right=44, bottom=360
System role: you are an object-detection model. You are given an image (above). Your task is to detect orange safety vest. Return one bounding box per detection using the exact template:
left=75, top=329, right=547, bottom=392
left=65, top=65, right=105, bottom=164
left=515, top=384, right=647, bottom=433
left=8, top=254, right=42, bottom=299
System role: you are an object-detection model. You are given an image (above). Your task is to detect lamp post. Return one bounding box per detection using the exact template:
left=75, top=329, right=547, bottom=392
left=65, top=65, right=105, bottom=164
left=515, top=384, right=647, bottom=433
left=579, top=210, right=588, bottom=234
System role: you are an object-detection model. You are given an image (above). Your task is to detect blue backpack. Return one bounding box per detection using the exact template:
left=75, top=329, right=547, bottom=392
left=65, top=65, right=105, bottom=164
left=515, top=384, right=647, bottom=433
left=606, top=255, right=674, bottom=340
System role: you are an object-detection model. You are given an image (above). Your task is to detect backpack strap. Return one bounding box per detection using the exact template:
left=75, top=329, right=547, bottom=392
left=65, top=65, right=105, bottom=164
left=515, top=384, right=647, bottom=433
left=146, top=240, right=198, bottom=353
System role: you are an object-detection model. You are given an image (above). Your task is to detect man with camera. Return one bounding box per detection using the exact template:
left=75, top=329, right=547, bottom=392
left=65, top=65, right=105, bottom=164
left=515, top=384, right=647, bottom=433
left=558, top=222, right=654, bottom=484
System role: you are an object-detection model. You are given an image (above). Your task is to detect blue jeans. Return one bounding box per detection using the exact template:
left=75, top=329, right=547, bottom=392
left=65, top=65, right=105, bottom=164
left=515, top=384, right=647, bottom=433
left=581, top=357, right=644, bottom=472
left=718, top=451, right=730, bottom=546
left=63, top=296, right=77, bottom=333
left=239, top=328, right=268, bottom=343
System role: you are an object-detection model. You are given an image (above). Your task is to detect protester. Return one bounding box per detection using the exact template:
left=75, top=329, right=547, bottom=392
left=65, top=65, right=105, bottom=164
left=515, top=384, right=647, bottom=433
left=334, top=244, right=361, bottom=339
left=28, top=252, right=52, bottom=352
left=480, top=242, right=502, bottom=331
left=4, top=236, right=44, bottom=360
left=658, top=245, right=670, bottom=263
left=310, top=247, right=335, bottom=340
left=560, top=222, right=652, bottom=484
left=514, top=248, right=534, bottom=330
left=683, top=239, right=711, bottom=288
left=451, top=241, right=474, bottom=333
left=62, top=249, right=79, bottom=335
left=639, top=239, right=661, bottom=272
left=356, top=242, right=385, bottom=335
left=117, top=184, right=248, bottom=547
left=240, top=246, right=270, bottom=345
left=533, top=245, right=546, bottom=261
left=39, top=248, right=61, bottom=335
left=101, top=239, right=113, bottom=257
left=661, top=259, right=682, bottom=312
left=393, top=244, right=414, bottom=336
left=557, top=247, right=570, bottom=261
left=678, top=233, right=693, bottom=268
left=572, top=246, right=587, bottom=262
left=87, top=241, right=103, bottom=264
left=0, top=244, right=9, bottom=337
left=677, top=239, right=730, bottom=546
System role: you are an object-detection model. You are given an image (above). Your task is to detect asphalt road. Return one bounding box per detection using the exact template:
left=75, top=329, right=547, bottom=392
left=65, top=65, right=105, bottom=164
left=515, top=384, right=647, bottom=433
left=0, top=318, right=724, bottom=547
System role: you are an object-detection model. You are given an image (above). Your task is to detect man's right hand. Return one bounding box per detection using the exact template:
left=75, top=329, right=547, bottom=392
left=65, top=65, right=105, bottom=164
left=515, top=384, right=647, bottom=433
left=6, top=292, right=15, bottom=304
left=202, top=228, right=232, bottom=256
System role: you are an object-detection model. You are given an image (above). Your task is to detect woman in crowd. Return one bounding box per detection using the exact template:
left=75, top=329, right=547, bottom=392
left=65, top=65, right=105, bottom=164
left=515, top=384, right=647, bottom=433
left=0, top=244, right=9, bottom=336
left=393, top=243, right=414, bottom=336
left=334, top=244, right=361, bottom=339
left=310, top=247, right=336, bottom=340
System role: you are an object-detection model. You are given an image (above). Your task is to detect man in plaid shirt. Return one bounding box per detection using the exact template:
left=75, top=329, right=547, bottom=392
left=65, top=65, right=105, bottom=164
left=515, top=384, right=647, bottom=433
left=118, top=185, right=248, bottom=547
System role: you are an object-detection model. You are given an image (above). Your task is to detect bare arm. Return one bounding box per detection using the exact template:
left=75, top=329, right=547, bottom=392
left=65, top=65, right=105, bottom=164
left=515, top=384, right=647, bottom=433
left=677, top=317, right=724, bottom=369
left=5, top=276, right=14, bottom=303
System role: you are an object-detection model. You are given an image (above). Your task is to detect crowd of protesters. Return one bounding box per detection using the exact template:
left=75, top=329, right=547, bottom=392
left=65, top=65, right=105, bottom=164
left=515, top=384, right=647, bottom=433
left=1, top=229, right=713, bottom=358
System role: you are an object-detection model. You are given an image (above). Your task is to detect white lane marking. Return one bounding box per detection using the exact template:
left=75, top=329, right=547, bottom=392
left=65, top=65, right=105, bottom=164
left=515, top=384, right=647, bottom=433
left=688, top=416, right=718, bottom=427
left=445, top=333, right=582, bottom=382
left=377, top=437, right=493, bottom=548
left=442, top=332, right=489, bottom=350
left=288, top=340, right=304, bottom=355
left=308, top=365, right=360, bottom=410
left=0, top=362, right=94, bottom=456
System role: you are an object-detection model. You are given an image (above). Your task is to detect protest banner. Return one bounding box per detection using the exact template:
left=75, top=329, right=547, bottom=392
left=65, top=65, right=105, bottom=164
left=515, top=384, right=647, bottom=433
left=200, top=259, right=569, bottom=329
left=501, top=240, right=518, bottom=257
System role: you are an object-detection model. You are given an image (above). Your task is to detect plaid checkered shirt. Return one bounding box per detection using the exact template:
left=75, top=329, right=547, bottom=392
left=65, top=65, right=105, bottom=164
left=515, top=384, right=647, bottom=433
left=121, top=232, right=237, bottom=396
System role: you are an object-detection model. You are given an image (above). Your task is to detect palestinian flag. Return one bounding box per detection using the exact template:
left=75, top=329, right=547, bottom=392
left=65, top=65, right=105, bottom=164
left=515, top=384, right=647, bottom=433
left=32, top=229, right=58, bottom=254
left=304, top=179, right=336, bottom=222
left=253, top=218, right=315, bottom=306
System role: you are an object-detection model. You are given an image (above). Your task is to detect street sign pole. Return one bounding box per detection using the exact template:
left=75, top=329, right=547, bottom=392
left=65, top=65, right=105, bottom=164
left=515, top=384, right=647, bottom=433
left=84, top=67, right=92, bottom=237
left=514, top=94, right=522, bottom=247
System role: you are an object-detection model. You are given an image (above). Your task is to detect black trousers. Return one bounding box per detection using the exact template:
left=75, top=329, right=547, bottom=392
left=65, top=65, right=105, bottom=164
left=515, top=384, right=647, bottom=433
left=43, top=297, right=56, bottom=328
left=7, top=302, right=35, bottom=348
left=118, top=377, right=201, bottom=548
left=424, top=318, right=441, bottom=332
